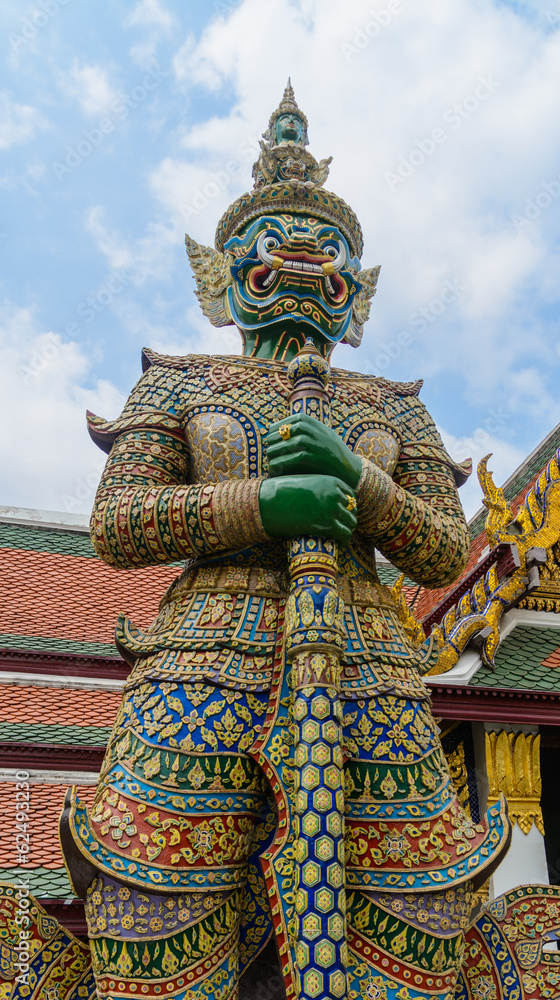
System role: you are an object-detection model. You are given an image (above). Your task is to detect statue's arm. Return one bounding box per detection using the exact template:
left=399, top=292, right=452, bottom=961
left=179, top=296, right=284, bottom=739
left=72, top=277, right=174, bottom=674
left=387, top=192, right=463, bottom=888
left=355, top=450, right=469, bottom=588
left=89, top=420, right=269, bottom=569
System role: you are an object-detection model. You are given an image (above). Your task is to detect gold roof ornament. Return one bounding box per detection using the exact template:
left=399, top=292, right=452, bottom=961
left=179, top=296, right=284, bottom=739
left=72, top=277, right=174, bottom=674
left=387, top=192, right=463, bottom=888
left=215, top=80, right=363, bottom=257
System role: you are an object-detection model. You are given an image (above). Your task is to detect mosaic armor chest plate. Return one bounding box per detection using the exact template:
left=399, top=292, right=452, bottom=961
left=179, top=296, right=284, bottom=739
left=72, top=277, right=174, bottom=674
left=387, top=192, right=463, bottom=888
left=182, top=370, right=402, bottom=484
left=112, top=356, right=429, bottom=701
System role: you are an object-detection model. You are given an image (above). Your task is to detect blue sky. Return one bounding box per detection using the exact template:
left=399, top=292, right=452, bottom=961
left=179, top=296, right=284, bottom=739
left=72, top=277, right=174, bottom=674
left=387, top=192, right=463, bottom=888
left=1, top=0, right=560, bottom=518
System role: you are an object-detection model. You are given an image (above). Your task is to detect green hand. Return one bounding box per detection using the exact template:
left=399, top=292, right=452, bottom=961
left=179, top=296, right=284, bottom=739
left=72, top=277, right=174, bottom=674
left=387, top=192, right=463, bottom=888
left=267, top=413, right=362, bottom=489
left=259, top=475, right=357, bottom=544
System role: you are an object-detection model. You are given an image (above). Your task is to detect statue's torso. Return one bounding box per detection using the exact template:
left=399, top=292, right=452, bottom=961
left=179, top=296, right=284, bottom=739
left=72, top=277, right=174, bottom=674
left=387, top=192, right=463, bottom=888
left=118, top=353, right=430, bottom=702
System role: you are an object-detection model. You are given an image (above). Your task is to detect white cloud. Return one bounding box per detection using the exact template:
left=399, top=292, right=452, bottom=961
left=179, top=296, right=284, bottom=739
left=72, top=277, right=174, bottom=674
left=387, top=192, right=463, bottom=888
left=125, top=0, right=175, bottom=30
left=0, top=303, right=124, bottom=514
left=59, top=62, right=120, bottom=117
left=147, top=305, right=241, bottom=358
left=85, top=205, right=176, bottom=285
left=163, top=0, right=560, bottom=427
left=125, top=0, right=176, bottom=63
left=439, top=425, right=526, bottom=520
left=148, top=156, right=258, bottom=244
left=0, top=91, right=47, bottom=150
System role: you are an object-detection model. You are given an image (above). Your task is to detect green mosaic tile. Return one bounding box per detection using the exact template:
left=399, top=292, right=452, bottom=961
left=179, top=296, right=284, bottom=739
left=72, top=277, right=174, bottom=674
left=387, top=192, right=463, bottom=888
left=0, top=522, right=96, bottom=558
left=472, top=625, right=560, bottom=691
left=0, top=722, right=111, bottom=747
left=0, top=866, right=73, bottom=898
left=0, top=633, right=120, bottom=658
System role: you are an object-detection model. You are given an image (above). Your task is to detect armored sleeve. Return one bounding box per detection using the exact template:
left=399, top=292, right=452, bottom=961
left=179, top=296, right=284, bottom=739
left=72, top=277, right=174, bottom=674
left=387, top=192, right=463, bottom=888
left=88, top=360, right=269, bottom=569
left=355, top=393, right=470, bottom=588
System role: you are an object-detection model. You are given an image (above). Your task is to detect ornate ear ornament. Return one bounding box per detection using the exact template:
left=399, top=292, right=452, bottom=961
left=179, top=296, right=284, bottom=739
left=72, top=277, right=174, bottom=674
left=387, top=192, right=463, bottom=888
left=185, top=234, right=233, bottom=328
left=344, top=265, right=381, bottom=347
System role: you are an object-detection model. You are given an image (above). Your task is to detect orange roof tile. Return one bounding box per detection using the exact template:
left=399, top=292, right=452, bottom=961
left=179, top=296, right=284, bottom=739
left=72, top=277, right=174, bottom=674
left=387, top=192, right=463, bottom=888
left=541, top=646, right=560, bottom=669
left=0, top=548, right=178, bottom=645
left=414, top=530, right=489, bottom=621
left=0, top=685, right=121, bottom=727
left=0, top=782, right=96, bottom=869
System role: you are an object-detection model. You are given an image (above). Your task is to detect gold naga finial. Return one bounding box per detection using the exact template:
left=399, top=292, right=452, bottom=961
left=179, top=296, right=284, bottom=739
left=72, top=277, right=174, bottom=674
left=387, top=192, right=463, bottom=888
left=478, top=454, right=515, bottom=547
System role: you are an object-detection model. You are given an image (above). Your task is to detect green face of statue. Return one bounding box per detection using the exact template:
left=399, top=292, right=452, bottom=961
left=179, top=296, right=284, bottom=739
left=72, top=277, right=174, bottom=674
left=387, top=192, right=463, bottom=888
left=225, top=213, right=362, bottom=360
left=275, top=113, right=304, bottom=144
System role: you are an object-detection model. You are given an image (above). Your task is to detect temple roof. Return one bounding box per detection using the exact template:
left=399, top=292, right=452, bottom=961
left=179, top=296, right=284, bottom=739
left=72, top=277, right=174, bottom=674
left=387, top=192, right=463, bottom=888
left=0, top=514, right=178, bottom=658
left=0, top=507, right=175, bottom=922
left=0, top=778, right=97, bottom=899
left=415, top=418, right=560, bottom=623
left=473, top=625, right=560, bottom=691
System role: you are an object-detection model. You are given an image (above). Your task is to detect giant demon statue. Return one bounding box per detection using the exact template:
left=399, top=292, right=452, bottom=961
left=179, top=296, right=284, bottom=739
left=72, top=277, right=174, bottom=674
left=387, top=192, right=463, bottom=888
left=61, top=82, right=511, bottom=1000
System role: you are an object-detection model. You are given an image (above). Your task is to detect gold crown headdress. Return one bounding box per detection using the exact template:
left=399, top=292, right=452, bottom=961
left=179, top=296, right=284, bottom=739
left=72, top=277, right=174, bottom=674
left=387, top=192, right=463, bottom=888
left=187, top=82, right=379, bottom=346
left=214, top=81, right=363, bottom=258
left=262, top=78, right=309, bottom=146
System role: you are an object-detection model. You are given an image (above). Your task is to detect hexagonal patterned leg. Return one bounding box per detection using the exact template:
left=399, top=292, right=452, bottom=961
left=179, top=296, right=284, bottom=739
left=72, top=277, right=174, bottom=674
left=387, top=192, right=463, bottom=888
left=292, top=677, right=347, bottom=1000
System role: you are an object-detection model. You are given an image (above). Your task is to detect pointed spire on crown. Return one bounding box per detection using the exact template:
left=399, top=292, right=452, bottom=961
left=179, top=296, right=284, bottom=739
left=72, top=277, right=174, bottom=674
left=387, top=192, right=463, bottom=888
left=215, top=80, right=363, bottom=258
left=263, top=78, right=309, bottom=147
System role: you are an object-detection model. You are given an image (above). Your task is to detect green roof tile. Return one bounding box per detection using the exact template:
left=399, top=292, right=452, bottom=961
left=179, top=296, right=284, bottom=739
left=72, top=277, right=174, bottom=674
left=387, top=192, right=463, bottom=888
left=0, top=866, right=73, bottom=898
left=0, top=522, right=96, bottom=558
left=376, top=561, right=415, bottom=588
left=376, top=563, right=400, bottom=585
left=472, top=625, right=560, bottom=691
left=0, top=633, right=120, bottom=658
left=0, top=722, right=110, bottom=746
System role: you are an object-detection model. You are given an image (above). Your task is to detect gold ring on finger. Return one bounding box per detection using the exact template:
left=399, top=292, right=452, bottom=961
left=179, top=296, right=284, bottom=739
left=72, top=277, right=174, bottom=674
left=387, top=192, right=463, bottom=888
left=279, top=424, right=291, bottom=441
left=346, top=495, right=357, bottom=511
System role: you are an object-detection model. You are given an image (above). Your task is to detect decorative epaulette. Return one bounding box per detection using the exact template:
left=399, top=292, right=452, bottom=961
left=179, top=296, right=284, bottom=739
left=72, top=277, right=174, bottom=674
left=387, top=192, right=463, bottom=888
left=397, top=441, right=472, bottom=487
left=141, top=347, right=212, bottom=372
left=377, top=376, right=423, bottom=398
left=87, top=409, right=185, bottom=454
left=333, top=366, right=423, bottom=399
left=142, top=347, right=241, bottom=372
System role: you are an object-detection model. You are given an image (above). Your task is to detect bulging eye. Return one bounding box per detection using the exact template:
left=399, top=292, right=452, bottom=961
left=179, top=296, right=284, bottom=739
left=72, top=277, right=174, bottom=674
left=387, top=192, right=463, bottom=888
left=324, top=245, right=338, bottom=258
left=264, top=236, right=280, bottom=251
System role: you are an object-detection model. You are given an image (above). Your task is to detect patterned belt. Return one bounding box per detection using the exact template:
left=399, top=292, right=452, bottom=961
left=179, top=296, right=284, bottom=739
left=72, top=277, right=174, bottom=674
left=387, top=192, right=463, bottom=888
left=162, top=562, right=396, bottom=609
